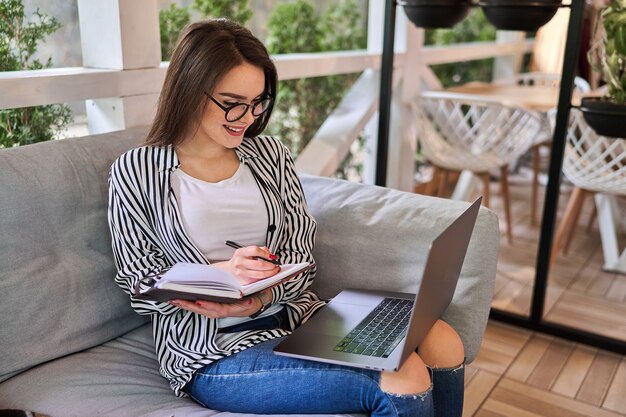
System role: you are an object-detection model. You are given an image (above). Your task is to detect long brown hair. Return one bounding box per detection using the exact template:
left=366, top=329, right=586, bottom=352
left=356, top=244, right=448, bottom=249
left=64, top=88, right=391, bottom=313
left=145, top=19, right=277, bottom=147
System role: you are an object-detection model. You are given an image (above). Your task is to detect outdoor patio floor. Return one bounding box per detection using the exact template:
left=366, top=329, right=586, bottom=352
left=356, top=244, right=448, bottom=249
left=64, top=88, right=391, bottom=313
left=465, top=320, right=625, bottom=416
left=486, top=177, right=626, bottom=342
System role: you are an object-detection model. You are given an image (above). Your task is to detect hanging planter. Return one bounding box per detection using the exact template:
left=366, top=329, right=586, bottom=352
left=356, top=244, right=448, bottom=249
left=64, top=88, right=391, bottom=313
left=579, top=97, right=626, bottom=138
left=581, top=0, right=626, bottom=138
left=478, top=0, right=562, bottom=32
left=399, top=0, right=471, bottom=29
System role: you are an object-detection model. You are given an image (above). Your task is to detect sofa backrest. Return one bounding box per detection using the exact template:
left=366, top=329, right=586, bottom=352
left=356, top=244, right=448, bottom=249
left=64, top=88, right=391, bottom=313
left=0, top=128, right=149, bottom=382
left=301, top=175, right=500, bottom=363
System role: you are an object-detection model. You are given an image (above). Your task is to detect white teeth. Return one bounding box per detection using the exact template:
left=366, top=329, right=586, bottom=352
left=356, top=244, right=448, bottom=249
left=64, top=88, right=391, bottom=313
left=225, top=125, right=243, bottom=133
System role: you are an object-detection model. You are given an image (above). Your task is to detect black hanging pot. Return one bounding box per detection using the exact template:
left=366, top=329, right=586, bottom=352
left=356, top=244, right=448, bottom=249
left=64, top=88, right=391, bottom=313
left=579, top=97, right=626, bottom=138
left=479, top=0, right=562, bottom=32
left=399, top=0, right=472, bottom=29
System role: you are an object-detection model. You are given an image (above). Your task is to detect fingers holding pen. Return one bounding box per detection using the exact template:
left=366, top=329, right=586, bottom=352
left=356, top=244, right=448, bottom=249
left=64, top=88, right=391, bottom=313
left=231, top=246, right=277, bottom=268
left=225, top=241, right=280, bottom=268
left=252, top=245, right=280, bottom=265
left=218, top=243, right=280, bottom=284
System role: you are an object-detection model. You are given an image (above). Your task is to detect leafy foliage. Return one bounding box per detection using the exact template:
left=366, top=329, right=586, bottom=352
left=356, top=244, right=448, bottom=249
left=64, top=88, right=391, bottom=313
left=424, top=9, right=497, bottom=87
left=192, top=0, right=252, bottom=26
left=588, top=0, right=626, bottom=104
left=159, top=0, right=252, bottom=61
left=266, top=1, right=321, bottom=54
left=265, top=0, right=366, bottom=156
left=0, top=0, right=72, bottom=147
left=159, top=3, right=191, bottom=61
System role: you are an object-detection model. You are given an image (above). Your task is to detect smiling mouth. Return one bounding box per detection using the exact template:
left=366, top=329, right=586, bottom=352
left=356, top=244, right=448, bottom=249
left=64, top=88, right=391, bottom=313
left=224, top=125, right=244, bottom=135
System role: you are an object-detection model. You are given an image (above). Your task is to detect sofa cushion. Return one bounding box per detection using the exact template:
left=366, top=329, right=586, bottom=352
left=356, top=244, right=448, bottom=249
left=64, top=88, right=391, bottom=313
left=0, top=324, right=218, bottom=416
left=0, top=128, right=149, bottom=382
left=300, top=175, right=500, bottom=363
left=0, top=324, right=356, bottom=417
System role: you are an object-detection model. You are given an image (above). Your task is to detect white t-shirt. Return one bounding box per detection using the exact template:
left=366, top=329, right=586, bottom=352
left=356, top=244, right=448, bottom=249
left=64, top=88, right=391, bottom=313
left=171, top=163, right=282, bottom=327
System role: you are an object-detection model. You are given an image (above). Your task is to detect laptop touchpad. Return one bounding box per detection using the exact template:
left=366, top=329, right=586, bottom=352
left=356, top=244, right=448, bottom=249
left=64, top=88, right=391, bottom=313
left=298, top=294, right=382, bottom=337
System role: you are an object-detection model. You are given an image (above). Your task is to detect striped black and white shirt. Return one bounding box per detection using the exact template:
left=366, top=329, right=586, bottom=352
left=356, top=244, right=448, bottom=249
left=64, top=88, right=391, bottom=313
left=107, top=135, right=326, bottom=396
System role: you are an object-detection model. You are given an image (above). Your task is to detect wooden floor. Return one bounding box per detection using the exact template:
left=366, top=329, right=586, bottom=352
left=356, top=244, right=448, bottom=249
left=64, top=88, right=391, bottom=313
left=465, top=321, right=626, bottom=416
left=461, top=177, right=626, bottom=416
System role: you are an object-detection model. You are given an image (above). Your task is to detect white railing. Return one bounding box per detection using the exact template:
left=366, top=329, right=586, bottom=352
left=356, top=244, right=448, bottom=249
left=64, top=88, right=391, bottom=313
left=0, top=41, right=531, bottom=110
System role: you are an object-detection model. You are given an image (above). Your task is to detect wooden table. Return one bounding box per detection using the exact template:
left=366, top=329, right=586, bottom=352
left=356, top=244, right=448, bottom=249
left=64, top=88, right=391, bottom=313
left=447, top=81, right=583, bottom=112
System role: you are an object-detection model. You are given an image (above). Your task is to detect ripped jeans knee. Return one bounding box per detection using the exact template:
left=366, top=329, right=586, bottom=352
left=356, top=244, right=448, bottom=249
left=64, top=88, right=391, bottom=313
left=427, top=361, right=465, bottom=374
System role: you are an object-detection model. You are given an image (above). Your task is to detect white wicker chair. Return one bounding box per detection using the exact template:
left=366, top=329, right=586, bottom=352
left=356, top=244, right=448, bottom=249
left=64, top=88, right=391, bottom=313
left=550, top=109, right=626, bottom=272
left=416, top=91, right=542, bottom=244
left=497, top=72, right=591, bottom=225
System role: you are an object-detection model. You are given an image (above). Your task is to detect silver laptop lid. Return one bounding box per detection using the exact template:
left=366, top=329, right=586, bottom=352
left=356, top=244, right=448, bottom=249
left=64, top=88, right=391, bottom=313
left=396, top=197, right=482, bottom=367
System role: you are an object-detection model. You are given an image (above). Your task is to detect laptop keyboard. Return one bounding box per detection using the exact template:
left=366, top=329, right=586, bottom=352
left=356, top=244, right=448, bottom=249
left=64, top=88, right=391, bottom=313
left=333, top=297, right=413, bottom=358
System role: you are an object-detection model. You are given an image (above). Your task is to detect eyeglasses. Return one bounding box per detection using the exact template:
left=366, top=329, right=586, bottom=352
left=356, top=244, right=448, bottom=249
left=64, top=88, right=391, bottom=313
left=204, top=92, right=273, bottom=122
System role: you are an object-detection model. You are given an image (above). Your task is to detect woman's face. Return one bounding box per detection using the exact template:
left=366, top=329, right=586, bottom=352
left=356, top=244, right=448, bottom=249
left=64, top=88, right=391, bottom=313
left=195, top=62, right=266, bottom=150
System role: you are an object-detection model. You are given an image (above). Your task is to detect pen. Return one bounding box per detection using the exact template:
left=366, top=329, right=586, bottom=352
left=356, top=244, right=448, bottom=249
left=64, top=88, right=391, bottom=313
left=224, top=240, right=280, bottom=265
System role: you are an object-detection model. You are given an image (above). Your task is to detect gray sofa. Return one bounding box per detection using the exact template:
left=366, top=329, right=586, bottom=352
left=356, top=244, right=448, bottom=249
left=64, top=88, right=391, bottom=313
left=0, top=127, right=499, bottom=417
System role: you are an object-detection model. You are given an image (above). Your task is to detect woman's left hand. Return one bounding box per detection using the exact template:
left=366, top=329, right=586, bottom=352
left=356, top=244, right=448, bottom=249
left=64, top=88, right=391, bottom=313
left=169, top=296, right=262, bottom=319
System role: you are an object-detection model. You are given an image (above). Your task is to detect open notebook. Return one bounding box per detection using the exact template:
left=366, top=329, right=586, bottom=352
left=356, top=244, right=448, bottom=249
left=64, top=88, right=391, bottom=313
left=133, top=262, right=314, bottom=303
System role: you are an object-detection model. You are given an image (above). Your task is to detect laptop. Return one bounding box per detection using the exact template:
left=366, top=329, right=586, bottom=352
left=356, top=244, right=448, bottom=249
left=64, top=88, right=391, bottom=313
left=273, top=197, right=482, bottom=372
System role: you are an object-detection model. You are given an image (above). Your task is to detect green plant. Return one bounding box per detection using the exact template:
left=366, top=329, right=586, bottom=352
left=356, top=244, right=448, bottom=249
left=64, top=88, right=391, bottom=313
left=265, top=0, right=366, bottom=156
left=0, top=0, right=72, bottom=148
left=159, top=3, right=191, bottom=61
left=192, top=0, right=252, bottom=26
left=159, top=0, right=252, bottom=61
left=424, top=9, right=497, bottom=87
left=588, top=0, right=626, bottom=104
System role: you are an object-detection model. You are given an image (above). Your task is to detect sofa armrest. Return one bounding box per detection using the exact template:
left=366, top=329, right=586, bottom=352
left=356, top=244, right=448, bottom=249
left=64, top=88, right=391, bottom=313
left=300, top=175, right=500, bottom=363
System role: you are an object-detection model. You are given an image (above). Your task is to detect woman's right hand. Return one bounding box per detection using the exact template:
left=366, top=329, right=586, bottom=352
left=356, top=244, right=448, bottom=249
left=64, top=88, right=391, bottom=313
left=213, top=245, right=280, bottom=285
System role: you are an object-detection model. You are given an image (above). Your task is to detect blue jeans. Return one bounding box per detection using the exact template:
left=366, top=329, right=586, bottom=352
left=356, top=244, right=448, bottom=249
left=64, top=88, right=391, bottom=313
left=186, top=310, right=463, bottom=417
left=429, top=362, right=465, bottom=417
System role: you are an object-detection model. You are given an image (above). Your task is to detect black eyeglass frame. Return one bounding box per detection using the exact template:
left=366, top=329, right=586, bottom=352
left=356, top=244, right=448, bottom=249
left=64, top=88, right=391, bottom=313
left=204, top=92, right=274, bottom=122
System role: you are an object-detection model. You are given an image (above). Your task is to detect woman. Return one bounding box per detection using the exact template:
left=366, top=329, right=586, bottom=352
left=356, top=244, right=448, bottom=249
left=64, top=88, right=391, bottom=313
left=108, top=18, right=465, bottom=417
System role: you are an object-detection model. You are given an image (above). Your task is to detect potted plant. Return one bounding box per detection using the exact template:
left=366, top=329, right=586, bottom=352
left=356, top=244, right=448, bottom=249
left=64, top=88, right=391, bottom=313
left=399, top=0, right=471, bottom=29
left=581, top=0, right=626, bottom=137
left=478, top=0, right=562, bottom=32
